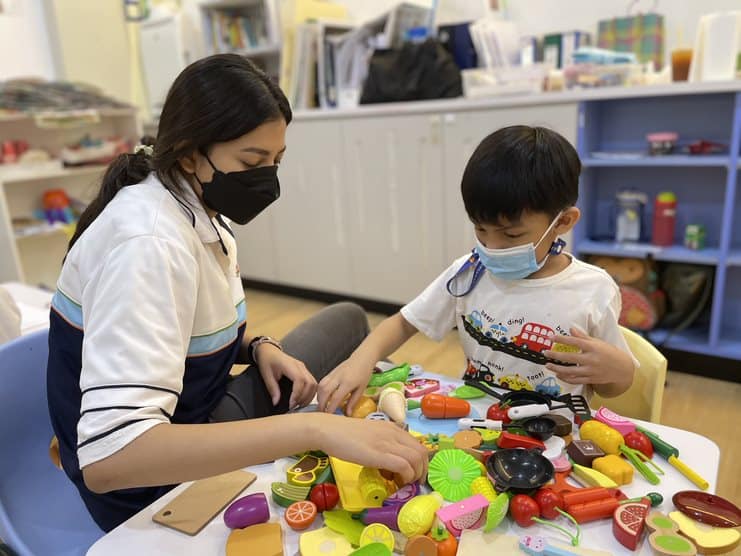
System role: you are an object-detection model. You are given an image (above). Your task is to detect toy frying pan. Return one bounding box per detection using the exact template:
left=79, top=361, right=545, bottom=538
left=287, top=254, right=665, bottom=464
left=486, top=448, right=555, bottom=492
left=464, top=380, right=590, bottom=421
left=672, top=491, right=741, bottom=528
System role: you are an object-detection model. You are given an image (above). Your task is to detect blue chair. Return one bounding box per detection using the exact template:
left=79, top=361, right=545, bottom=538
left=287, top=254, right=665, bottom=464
left=0, top=330, right=102, bottom=555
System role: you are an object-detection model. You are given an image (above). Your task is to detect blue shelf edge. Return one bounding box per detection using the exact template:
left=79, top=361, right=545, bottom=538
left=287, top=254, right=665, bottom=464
left=727, top=250, right=741, bottom=266
left=646, top=328, right=710, bottom=355
left=583, top=154, right=730, bottom=167
left=576, top=240, right=720, bottom=264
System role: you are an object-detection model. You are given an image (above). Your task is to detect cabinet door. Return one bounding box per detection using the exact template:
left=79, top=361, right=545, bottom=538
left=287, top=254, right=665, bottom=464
left=441, top=104, right=579, bottom=263
left=232, top=210, right=278, bottom=283
left=270, top=119, right=353, bottom=294
left=342, top=114, right=446, bottom=304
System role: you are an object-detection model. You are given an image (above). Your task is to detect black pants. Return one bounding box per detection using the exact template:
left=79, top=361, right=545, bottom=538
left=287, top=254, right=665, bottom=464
left=210, top=302, right=370, bottom=421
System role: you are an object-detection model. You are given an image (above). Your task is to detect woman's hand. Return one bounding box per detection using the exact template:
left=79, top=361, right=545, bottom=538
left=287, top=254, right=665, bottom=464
left=256, top=344, right=317, bottom=409
left=313, top=413, right=428, bottom=485
left=317, top=357, right=375, bottom=415
left=543, top=327, right=635, bottom=396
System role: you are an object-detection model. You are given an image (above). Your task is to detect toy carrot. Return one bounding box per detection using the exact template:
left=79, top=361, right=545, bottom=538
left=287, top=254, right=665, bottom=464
left=420, top=394, right=470, bottom=419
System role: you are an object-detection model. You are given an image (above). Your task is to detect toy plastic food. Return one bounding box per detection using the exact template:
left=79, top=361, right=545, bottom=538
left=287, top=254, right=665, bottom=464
left=535, top=488, right=565, bottom=520
left=383, top=483, right=420, bottom=507
left=563, top=488, right=620, bottom=524
left=486, top=403, right=512, bottom=423
left=360, top=523, right=395, bottom=551
left=644, top=512, right=697, bottom=555
left=437, top=494, right=489, bottom=537
left=594, top=407, right=636, bottom=436
left=271, top=482, right=310, bottom=507
left=545, top=413, right=573, bottom=436
left=570, top=462, right=618, bottom=488
left=496, top=431, right=545, bottom=450
left=427, top=449, right=482, bottom=502
left=226, top=522, right=283, bottom=556
left=285, top=500, right=317, bottom=530
left=623, top=431, right=654, bottom=459
left=566, top=440, right=605, bottom=467
left=470, top=476, right=509, bottom=532
left=420, top=394, right=470, bottom=419
left=378, top=387, right=407, bottom=424
left=310, top=483, right=339, bottom=512
left=350, top=396, right=378, bottom=419
left=223, top=492, right=270, bottom=529
left=404, top=379, right=440, bottom=398
left=350, top=543, right=392, bottom=556
left=579, top=420, right=624, bottom=455
left=451, top=385, right=486, bottom=399
left=672, top=491, right=741, bottom=528
left=453, top=430, right=482, bottom=450
left=668, top=511, right=741, bottom=554
left=356, top=505, right=402, bottom=531
left=368, top=364, right=411, bottom=387
left=397, top=492, right=444, bottom=537
left=428, top=523, right=458, bottom=556
left=404, top=534, right=437, bottom=555
left=592, top=455, right=634, bottom=486
left=612, top=498, right=651, bottom=550
left=510, top=494, right=540, bottom=527
left=300, top=527, right=354, bottom=556
left=287, top=453, right=330, bottom=487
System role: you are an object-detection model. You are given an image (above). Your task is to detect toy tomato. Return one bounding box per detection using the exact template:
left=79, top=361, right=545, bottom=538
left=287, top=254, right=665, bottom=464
left=486, top=403, right=511, bottom=424
left=624, top=431, right=654, bottom=459
left=534, top=488, right=564, bottom=520
left=310, top=483, right=339, bottom=512
left=510, top=494, right=540, bottom=527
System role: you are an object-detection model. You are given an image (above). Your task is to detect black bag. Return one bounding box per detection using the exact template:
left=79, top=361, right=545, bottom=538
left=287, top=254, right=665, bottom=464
left=658, top=264, right=714, bottom=330
left=360, top=38, right=463, bottom=104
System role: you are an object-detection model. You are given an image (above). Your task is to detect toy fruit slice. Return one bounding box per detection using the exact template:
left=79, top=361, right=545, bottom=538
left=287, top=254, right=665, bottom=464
left=613, top=499, right=651, bottom=551
left=299, top=527, right=353, bottom=556
left=428, top=449, right=481, bottom=502
left=470, top=476, right=509, bottom=532
left=285, top=500, right=317, bottom=530
left=383, top=482, right=420, bottom=506
left=271, top=482, right=310, bottom=507
left=360, top=523, right=395, bottom=551
left=437, top=494, right=489, bottom=537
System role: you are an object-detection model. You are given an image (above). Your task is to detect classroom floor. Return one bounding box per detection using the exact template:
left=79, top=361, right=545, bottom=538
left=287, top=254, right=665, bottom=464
left=246, top=288, right=741, bottom=506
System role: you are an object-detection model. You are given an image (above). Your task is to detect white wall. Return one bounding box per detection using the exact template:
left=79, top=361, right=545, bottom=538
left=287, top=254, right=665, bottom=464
left=0, top=0, right=57, bottom=80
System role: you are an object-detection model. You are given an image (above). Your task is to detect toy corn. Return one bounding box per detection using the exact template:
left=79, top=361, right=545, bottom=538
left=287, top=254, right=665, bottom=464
left=579, top=420, right=624, bottom=455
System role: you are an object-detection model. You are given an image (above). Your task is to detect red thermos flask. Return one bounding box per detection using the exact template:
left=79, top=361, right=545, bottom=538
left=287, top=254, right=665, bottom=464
left=652, top=192, right=677, bottom=247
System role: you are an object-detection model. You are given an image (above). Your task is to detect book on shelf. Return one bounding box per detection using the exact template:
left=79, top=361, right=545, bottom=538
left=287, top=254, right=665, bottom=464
left=208, top=9, right=270, bottom=53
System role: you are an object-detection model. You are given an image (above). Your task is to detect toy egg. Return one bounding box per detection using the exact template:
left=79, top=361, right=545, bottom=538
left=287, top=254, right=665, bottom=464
left=224, top=492, right=270, bottom=529
left=397, top=492, right=443, bottom=537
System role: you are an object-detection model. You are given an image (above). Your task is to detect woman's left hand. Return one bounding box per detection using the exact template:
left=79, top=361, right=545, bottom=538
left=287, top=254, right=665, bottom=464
left=542, top=327, right=634, bottom=391
left=255, top=345, right=317, bottom=409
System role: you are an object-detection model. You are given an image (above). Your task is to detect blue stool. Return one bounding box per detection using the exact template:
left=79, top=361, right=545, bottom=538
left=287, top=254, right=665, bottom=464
left=0, top=330, right=102, bottom=555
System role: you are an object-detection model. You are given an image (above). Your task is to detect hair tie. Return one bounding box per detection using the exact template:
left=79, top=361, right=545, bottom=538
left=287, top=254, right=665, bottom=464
left=134, top=144, right=154, bottom=157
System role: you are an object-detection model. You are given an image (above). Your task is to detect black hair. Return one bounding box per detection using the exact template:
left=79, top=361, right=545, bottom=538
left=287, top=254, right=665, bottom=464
left=461, top=125, right=580, bottom=225
left=68, top=54, right=291, bottom=250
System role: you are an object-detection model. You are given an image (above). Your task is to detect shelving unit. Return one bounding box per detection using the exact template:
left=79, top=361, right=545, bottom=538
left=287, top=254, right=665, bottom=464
left=574, top=91, right=741, bottom=362
left=199, top=0, right=281, bottom=81
left=0, top=109, right=139, bottom=288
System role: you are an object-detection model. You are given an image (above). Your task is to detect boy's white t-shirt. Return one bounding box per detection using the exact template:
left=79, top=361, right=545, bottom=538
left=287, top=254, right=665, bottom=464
left=401, top=253, right=633, bottom=399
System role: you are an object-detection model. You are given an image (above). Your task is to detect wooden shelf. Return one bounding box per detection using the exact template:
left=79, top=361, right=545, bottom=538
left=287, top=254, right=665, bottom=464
left=0, top=163, right=107, bottom=184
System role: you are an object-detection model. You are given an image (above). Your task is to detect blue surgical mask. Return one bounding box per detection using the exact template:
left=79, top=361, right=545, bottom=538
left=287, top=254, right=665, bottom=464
left=474, top=213, right=565, bottom=280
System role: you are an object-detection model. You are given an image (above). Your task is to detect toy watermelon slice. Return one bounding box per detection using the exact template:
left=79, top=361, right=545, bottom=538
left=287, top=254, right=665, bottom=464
left=613, top=499, right=651, bottom=551
left=437, top=494, right=489, bottom=537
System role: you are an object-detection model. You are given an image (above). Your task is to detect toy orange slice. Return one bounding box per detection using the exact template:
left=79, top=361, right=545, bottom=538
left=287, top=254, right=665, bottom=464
left=285, top=500, right=317, bottom=530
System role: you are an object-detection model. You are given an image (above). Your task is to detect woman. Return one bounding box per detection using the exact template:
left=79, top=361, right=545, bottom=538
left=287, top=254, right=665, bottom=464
left=47, top=54, right=427, bottom=532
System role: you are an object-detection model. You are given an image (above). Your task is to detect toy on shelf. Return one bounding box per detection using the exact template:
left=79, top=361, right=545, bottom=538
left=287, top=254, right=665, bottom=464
left=287, top=453, right=330, bottom=487
left=223, top=492, right=270, bottom=530
left=300, top=527, right=354, bottom=556
left=437, top=493, right=489, bottom=537
left=397, top=492, right=444, bottom=537
left=668, top=511, right=741, bottom=554
left=427, top=449, right=482, bottom=502
left=634, top=425, right=709, bottom=490
left=285, top=500, right=318, bottom=531
left=310, top=483, right=339, bottom=512
left=383, top=483, right=420, bottom=507
left=612, top=497, right=651, bottom=550
left=226, top=522, right=283, bottom=556
left=60, top=134, right=129, bottom=166
left=645, top=512, right=697, bottom=556
left=404, top=378, right=440, bottom=398
left=39, top=189, right=76, bottom=225
left=368, top=363, right=411, bottom=388
left=592, top=454, right=634, bottom=486
left=594, top=407, right=636, bottom=436
left=359, top=523, right=395, bottom=551
left=486, top=448, right=554, bottom=492
left=378, top=387, right=407, bottom=424
left=271, top=482, right=310, bottom=507
left=672, top=491, right=741, bottom=528
left=420, top=394, right=470, bottom=419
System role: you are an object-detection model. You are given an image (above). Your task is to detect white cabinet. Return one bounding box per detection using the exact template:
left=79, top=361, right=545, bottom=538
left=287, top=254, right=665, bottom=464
left=441, top=104, right=579, bottom=263
left=341, top=114, right=446, bottom=304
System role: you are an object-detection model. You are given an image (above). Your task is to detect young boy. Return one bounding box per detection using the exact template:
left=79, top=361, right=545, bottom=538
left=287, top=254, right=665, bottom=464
left=318, top=125, right=635, bottom=414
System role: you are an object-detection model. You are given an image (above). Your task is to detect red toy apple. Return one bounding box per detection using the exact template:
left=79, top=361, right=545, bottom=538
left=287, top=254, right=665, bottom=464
left=510, top=494, right=540, bottom=527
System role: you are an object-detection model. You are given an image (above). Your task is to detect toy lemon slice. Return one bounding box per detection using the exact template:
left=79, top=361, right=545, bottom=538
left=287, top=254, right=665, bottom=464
left=359, top=523, right=395, bottom=551
left=299, top=527, right=353, bottom=556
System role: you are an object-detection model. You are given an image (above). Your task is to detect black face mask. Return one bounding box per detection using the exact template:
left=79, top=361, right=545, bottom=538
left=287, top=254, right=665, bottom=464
left=196, top=157, right=280, bottom=225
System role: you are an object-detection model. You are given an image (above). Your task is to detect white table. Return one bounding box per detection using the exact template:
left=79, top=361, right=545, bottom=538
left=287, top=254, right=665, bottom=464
left=88, top=376, right=720, bottom=556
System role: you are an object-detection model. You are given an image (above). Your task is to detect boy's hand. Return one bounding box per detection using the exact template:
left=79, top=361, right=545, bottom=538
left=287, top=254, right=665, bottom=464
left=317, top=357, right=375, bottom=415
left=543, top=327, right=634, bottom=394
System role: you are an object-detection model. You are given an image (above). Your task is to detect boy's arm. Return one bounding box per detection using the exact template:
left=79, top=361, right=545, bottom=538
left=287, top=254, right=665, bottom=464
left=318, top=312, right=418, bottom=414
